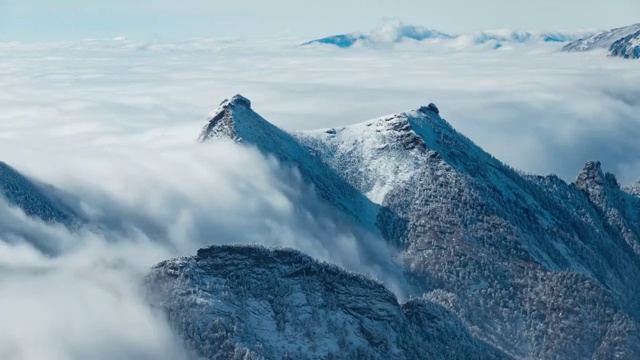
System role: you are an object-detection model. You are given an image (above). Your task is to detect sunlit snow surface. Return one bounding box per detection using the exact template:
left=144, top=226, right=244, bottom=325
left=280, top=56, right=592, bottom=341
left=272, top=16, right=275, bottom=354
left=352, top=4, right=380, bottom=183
left=0, top=36, right=640, bottom=359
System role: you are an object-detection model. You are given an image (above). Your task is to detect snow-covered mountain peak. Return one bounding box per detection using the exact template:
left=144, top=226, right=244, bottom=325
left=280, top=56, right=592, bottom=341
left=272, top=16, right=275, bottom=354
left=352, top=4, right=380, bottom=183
left=562, top=23, right=640, bottom=53
left=197, top=94, right=258, bottom=142
left=295, top=102, right=507, bottom=206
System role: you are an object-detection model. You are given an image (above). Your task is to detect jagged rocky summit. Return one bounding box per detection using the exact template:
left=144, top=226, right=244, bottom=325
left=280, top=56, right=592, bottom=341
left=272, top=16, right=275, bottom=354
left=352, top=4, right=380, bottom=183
left=191, top=94, right=640, bottom=359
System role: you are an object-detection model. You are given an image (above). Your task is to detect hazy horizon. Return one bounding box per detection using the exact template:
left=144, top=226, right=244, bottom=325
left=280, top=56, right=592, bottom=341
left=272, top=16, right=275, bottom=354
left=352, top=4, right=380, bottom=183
left=1, top=0, right=639, bottom=41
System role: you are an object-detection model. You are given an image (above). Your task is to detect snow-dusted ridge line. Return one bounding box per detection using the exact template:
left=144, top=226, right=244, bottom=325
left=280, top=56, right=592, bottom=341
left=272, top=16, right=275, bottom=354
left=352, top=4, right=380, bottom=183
left=0, top=161, right=81, bottom=253
left=197, top=94, right=640, bottom=359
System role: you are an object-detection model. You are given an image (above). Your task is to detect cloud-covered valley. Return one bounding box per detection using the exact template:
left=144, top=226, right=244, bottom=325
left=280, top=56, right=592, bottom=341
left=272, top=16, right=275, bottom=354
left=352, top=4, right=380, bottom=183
left=0, top=37, right=639, bottom=358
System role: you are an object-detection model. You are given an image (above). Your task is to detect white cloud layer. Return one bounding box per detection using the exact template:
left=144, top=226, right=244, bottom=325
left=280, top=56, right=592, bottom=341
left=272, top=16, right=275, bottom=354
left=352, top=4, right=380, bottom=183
left=0, top=38, right=639, bottom=358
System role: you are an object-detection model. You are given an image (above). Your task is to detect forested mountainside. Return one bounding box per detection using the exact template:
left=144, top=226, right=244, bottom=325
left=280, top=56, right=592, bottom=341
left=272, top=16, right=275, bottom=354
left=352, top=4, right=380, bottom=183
left=146, top=245, right=509, bottom=360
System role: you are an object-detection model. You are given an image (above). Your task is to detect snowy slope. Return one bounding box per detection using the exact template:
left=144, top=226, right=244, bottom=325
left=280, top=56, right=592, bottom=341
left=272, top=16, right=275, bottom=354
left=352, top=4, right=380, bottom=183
left=146, top=245, right=509, bottom=360
left=562, top=23, right=640, bottom=52
left=610, top=30, right=640, bottom=59
left=0, top=161, right=80, bottom=253
left=198, top=95, right=379, bottom=226
left=299, top=104, right=640, bottom=359
left=198, top=95, right=640, bottom=359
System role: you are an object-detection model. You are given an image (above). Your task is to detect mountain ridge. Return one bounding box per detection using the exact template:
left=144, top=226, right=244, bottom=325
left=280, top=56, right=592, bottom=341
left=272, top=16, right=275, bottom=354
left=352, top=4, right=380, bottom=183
left=0, top=161, right=81, bottom=254
left=194, top=94, right=640, bottom=359
left=562, top=23, right=640, bottom=59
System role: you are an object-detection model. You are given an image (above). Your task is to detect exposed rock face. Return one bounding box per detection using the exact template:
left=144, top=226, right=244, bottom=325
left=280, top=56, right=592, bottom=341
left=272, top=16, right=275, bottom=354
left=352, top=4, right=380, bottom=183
left=195, top=95, right=640, bottom=359
left=610, top=30, right=640, bottom=59
left=146, top=245, right=509, bottom=360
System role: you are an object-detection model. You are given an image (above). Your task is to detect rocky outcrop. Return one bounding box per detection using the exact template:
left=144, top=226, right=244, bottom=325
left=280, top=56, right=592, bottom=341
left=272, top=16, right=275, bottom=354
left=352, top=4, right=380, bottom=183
left=146, top=245, right=509, bottom=360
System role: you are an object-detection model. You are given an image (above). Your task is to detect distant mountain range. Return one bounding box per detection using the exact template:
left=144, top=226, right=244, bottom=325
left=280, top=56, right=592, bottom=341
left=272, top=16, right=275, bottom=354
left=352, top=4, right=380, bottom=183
left=302, top=23, right=593, bottom=49
left=303, top=22, right=640, bottom=59
left=563, top=23, right=640, bottom=59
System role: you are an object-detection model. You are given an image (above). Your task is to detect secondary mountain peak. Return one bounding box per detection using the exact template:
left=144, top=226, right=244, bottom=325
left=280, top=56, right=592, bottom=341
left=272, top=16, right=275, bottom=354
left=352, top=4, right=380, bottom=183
left=575, top=160, right=621, bottom=195
left=562, top=23, right=640, bottom=59
left=576, top=160, right=605, bottom=185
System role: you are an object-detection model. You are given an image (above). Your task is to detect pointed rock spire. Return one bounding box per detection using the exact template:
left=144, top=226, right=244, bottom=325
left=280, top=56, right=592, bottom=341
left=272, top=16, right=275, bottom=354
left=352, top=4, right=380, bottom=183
left=575, top=160, right=623, bottom=208
left=576, top=161, right=605, bottom=192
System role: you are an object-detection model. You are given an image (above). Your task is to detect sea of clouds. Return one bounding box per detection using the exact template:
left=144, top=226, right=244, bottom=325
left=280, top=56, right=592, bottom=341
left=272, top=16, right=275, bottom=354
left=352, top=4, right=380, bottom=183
left=0, top=37, right=639, bottom=359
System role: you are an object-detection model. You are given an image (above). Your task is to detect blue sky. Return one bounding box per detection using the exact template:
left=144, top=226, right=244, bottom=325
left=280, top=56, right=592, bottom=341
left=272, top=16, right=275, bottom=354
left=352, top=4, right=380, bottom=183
left=1, top=0, right=639, bottom=41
